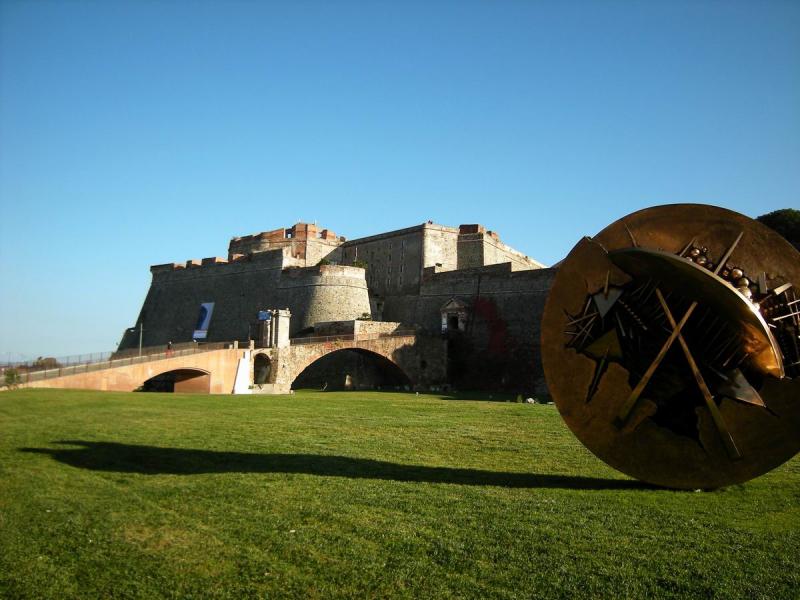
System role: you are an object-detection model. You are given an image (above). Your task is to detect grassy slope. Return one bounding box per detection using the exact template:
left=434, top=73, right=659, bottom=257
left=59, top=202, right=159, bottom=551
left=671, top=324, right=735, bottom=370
left=0, top=389, right=798, bottom=599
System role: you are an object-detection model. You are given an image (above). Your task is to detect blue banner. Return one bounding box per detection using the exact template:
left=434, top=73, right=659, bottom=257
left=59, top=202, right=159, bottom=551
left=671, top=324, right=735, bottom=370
left=193, top=302, right=215, bottom=339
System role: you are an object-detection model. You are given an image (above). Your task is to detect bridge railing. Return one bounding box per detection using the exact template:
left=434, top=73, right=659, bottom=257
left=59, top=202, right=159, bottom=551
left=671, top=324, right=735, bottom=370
left=6, top=329, right=421, bottom=385
left=288, top=329, right=418, bottom=346
left=12, top=341, right=233, bottom=384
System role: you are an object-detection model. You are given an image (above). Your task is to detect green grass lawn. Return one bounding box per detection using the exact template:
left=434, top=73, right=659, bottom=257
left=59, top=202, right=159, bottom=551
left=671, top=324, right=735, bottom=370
left=1, top=389, right=798, bottom=599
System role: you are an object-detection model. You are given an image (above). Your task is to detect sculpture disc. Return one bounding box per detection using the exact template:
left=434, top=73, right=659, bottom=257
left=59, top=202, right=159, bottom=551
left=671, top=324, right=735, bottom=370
left=541, top=204, right=800, bottom=489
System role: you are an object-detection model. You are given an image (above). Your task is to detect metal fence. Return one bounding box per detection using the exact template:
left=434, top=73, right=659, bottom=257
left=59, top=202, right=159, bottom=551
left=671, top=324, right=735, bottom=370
left=2, top=329, right=419, bottom=385
left=6, top=341, right=232, bottom=384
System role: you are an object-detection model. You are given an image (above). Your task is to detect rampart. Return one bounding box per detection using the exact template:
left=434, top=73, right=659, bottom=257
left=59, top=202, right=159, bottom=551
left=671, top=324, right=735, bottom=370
left=119, top=219, right=553, bottom=394
left=381, top=263, right=558, bottom=393
left=118, top=256, right=370, bottom=350
left=337, top=221, right=544, bottom=302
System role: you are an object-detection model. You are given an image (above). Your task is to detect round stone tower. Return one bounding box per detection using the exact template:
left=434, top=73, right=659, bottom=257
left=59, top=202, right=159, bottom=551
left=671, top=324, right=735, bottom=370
left=279, top=264, right=371, bottom=334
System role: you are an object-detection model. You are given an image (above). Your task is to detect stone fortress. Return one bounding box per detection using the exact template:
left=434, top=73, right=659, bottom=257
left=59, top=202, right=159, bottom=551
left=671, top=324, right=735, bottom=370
left=118, top=221, right=556, bottom=393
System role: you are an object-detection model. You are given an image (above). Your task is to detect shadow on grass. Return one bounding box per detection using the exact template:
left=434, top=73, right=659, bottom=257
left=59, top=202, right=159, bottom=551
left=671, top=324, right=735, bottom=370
left=19, top=440, right=650, bottom=490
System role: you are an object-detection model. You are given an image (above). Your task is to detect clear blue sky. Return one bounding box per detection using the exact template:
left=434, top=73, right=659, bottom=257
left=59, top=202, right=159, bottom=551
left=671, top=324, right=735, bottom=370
left=1, top=0, right=798, bottom=361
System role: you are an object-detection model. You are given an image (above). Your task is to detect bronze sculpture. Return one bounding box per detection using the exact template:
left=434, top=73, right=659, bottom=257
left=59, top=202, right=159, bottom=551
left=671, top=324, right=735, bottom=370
left=541, top=204, right=800, bottom=489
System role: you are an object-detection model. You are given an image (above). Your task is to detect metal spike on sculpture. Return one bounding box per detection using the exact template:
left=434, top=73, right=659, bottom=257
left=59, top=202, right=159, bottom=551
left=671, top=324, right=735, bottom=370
left=541, top=204, right=800, bottom=489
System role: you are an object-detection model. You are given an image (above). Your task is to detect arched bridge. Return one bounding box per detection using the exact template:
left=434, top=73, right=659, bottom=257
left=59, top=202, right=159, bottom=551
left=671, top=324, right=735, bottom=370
left=255, top=332, right=446, bottom=393
left=20, top=332, right=446, bottom=394
left=22, top=344, right=242, bottom=394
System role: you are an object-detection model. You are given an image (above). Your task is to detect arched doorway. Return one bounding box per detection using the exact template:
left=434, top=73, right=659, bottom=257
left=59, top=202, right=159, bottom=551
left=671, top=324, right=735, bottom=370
left=141, top=369, right=211, bottom=393
left=253, top=353, right=272, bottom=385
left=292, top=348, right=411, bottom=391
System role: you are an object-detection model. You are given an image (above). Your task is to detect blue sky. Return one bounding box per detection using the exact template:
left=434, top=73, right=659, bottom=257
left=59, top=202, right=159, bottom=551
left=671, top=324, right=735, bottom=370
left=1, top=0, right=798, bottom=360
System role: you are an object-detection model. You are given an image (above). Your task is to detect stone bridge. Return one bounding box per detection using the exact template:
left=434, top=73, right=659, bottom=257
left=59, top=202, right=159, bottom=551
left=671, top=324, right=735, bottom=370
left=253, top=333, right=447, bottom=393
left=20, top=333, right=446, bottom=394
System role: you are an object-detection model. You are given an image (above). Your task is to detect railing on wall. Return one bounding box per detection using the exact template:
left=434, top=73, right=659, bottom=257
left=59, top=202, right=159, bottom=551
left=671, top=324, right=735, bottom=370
left=3, top=329, right=420, bottom=385
left=288, top=329, right=418, bottom=345
left=8, top=341, right=232, bottom=384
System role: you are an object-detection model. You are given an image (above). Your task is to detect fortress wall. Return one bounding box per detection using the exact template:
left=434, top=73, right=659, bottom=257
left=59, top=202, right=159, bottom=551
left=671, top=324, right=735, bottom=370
left=457, top=232, right=545, bottom=271
left=417, top=265, right=556, bottom=340
left=307, top=239, right=343, bottom=265
left=120, top=220, right=552, bottom=392
left=119, top=257, right=370, bottom=349
left=422, top=224, right=459, bottom=273
left=456, top=233, right=486, bottom=270
left=379, top=294, right=422, bottom=327
left=380, top=265, right=557, bottom=393
left=120, top=251, right=287, bottom=350
left=340, top=225, right=427, bottom=296
left=338, top=222, right=546, bottom=301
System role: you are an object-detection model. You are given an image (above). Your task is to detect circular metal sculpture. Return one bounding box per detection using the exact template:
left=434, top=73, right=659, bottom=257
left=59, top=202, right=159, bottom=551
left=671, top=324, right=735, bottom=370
left=542, top=204, right=800, bottom=489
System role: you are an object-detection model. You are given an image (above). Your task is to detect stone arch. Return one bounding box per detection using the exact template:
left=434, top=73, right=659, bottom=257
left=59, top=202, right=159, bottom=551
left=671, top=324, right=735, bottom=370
left=291, top=348, right=411, bottom=391
left=141, top=368, right=211, bottom=393
left=253, top=352, right=273, bottom=385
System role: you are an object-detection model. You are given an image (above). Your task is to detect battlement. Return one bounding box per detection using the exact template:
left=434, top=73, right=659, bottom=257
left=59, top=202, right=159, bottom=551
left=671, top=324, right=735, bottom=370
left=150, top=255, right=249, bottom=274
left=231, top=222, right=341, bottom=244
left=227, top=222, right=344, bottom=264
left=458, top=224, right=499, bottom=240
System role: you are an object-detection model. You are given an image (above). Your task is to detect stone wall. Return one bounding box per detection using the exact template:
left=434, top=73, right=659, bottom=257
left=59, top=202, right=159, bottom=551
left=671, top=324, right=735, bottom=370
left=339, top=224, right=427, bottom=297
left=457, top=233, right=545, bottom=271
left=312, top=320, right=405, bottom=336
left=228, top=223, right=343, bottom=266
left=353, top=320, right=407, bottom=335
left=422, top=224, right=460, bottom=273
left=377, top=264, right=557, bottom=394
left=119, top=257, right=371, bottom=350
left=282, top=265, right=372, bottom=333
left=338, top=222, right=542, bottom=303
left=119, top=219, right=553, bottom=394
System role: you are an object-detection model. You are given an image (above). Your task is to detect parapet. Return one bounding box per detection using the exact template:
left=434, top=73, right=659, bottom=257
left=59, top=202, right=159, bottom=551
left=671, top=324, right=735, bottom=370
left=281, top=263, right=367, bottom=280
left=150, top=262, right=185, bottom=274
left=148, top=248, right=285, bottom=278
left=458, top=224, right=499, bottom=240
left=201, top=257, right=228, bottom=266
left=228, top=222, right=344, bottom=263
left=423, top=262, right=514, bottom=281
left=230, top=222, right=340, bottom=245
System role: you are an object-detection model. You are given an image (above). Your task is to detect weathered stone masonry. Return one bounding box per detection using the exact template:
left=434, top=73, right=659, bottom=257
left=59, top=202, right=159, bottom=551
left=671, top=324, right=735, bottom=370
left=119, top=220, right=554, bottom=393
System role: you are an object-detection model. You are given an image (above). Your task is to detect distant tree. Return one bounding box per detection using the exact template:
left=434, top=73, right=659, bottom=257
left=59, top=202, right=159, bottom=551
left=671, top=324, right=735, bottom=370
left=4, top=369, right=21, bottom=388
left=757, top=209, right=800, bottom=251
left=33, top=357, right=60, bottom=370
left=352, top=259, right=368, bottom=270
